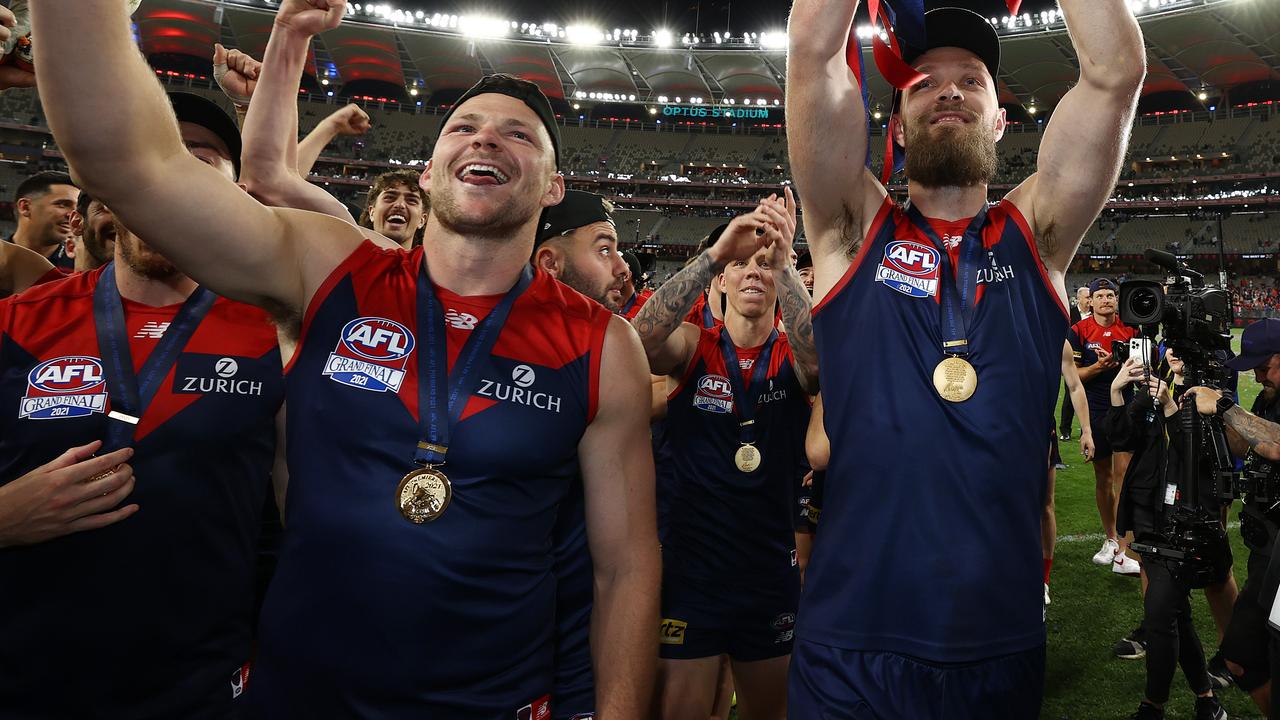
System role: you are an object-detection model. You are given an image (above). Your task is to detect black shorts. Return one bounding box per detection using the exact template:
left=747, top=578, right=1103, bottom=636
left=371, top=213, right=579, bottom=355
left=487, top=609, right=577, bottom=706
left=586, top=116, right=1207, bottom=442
left=1090, top=410, right=1117, bottom=458
left=659, top=571, right=800, bottom=662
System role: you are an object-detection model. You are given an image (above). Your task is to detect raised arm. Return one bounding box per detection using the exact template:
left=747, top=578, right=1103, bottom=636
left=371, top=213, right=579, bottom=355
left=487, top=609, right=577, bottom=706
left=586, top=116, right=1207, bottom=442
left=1186, top=387, right=1280, bottom=463
left=762, top=188, right=818, bottom=393
left=32, top=0, right=364, bottom=312
left=1010, top=0, right=1145, bottom=274
left=296, top=104, right=370, bottom=177
left=239, top=2, right=359, bottom=222
left=631, top=207, right=779, bottom=377
left=579, top=316, right=660, bottom=719
left=785, top=0, right=886, bottom=288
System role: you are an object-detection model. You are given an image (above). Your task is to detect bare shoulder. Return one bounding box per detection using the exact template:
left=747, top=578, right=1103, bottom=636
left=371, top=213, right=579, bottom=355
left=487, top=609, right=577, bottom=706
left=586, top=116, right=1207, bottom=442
left=600, top=315, right=651, bottom=392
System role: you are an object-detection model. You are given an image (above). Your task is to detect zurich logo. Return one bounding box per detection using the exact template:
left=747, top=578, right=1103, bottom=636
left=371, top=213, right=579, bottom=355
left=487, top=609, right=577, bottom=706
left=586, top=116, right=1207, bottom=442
left=883, top=241, right=940, bottom=277
left=28, top=357, right=106, bottom=393
left=340, top=317, right=416, bottom=362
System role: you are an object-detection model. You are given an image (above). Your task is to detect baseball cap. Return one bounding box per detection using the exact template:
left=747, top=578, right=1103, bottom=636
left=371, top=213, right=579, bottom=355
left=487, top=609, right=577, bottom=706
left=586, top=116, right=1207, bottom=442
left=622, top=250, right=643, bottom=283
left=901, top=8, right=1001, bottom=84
left=535, top=190, right=614, bottom=246
left=796, top=250, right=813, bottom=271
left=1226, top=318, right=1280, bottom=372
left=1089, top=278, right=1118, bottom=294
left=437, top=74, right=561, bottom=168
left=168, top=92, right=242, bottom=178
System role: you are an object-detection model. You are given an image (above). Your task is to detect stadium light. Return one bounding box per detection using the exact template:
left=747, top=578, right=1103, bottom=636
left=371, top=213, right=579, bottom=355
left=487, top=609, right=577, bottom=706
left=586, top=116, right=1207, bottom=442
left=649, top=107, right=658, bottom=115
left=566, top=24, right=604, bottom=45
left=655, top=29, right=673, bottom=47
left=458, top=15, right=509, bottom=39
left=758, top=31, right=786, bottom=50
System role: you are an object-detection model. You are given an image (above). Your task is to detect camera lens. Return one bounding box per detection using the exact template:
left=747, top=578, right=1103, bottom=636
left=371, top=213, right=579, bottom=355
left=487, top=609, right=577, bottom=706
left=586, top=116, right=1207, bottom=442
left=1129, top=289, right=1158, bottom=318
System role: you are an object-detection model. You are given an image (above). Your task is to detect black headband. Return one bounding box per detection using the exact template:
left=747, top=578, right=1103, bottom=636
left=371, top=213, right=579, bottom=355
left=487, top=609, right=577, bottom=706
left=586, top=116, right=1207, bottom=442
left=438, top=74, right=561, bottom=168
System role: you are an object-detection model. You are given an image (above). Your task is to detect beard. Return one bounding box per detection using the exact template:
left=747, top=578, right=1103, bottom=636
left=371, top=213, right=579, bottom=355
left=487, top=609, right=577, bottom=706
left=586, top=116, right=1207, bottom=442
left=560, top=257, right=623, bottom=312
left=82, top=228, right=115, bottom=269
left=430, top=176, right=544, bottom=242
left=116, top=224, right=179, bottom=280
left=902, top=111, right=998, bottom=188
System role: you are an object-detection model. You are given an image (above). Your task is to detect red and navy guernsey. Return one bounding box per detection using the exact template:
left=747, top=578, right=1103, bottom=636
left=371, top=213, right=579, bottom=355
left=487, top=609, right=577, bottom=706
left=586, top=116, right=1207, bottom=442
left=245, top=241, right=611, bottom=719
left=0, top=266, right=283, bottom=718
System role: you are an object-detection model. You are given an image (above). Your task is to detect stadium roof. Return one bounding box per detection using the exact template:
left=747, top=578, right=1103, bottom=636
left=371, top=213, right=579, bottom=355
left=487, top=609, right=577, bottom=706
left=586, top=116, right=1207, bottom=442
left=137, top=0, right=1280, bottom=114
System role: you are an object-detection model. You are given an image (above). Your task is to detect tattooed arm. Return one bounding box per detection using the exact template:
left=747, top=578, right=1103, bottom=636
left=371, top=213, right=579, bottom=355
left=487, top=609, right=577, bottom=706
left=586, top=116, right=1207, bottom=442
left=1185, top=386, right=1280, bottom=462
left=760, top=188, right=818, bottom=394
left=632, top=203, right=783, bottom=378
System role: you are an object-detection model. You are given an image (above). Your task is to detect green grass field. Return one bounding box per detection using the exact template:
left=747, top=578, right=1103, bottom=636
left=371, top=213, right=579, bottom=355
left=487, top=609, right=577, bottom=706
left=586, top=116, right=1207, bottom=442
left=1043, top=328, right=1267, bottom=719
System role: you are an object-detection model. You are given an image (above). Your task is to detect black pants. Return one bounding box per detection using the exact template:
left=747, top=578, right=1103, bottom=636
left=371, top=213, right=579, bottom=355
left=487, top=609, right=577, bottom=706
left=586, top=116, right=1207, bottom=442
left=1058, top=380, right=1074, bottom=435
left=1142, top=560, right=1211, bottom=704
left=1270, top=628, right=1279, bottom=720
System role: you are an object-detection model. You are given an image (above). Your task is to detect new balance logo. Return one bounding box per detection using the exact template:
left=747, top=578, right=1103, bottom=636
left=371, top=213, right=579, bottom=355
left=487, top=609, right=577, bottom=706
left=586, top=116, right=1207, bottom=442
left=445, top=310, right=478, bottom=330
left=134, top=321, right=170, bottom=339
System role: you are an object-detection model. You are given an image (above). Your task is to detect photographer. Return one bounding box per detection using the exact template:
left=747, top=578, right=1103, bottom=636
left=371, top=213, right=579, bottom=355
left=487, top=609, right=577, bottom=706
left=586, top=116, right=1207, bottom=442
left=1109, top=357, right=1229, bottom=720
left=1186, top=318, right=1280, bottom=716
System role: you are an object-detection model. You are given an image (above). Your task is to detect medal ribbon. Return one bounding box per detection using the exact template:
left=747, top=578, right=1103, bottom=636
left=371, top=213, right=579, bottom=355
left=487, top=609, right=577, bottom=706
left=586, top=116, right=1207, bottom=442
left=414, top=262, right=533, bottom=467
left=93, top=262, right=216, bottom=452
left=701, top=299, right=715, bottom=329
left=902, top=202, right=989, bottom=356
left=718, top=327, right=778, bottom=450
left=620, top=292, right=638, bottom=316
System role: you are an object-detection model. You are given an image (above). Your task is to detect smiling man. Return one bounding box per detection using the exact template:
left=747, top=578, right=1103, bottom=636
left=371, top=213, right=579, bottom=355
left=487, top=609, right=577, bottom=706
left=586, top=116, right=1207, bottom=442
left=8, top=171, right=78, bottom=271
left=359, top=169, right=428, bottom=249
left=786, top=1, right=1144, bottom=714
left=31, top=0, right=659, bottom=717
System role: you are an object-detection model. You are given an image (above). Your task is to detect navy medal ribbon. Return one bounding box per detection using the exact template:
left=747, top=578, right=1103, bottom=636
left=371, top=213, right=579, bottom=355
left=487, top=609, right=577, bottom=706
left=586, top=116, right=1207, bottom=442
left=93, top=262, right=216, bottom=452
left=902, top=202, right=989, bottom=356
left=718, top=327, right=778, bottom=455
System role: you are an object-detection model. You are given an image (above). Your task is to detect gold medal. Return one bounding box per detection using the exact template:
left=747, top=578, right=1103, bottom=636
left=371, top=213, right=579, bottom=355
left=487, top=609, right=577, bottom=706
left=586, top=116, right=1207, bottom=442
left=396, top=466, right=452, bottom=524
left=933, top=356, right=978, bottom=403
left=734, top=443, right=762, bottom=473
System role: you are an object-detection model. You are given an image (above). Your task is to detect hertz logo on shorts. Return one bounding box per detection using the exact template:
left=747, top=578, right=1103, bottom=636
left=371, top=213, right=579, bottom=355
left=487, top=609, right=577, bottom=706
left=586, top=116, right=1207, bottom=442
left=659, top=619, right=687, bottom=645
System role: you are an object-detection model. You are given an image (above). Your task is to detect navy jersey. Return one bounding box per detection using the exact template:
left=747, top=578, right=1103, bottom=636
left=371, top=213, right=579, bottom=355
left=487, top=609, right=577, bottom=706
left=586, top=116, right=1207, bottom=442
left=804, top=198, right=1068, bottom=662
left=0, top=267, right=283, bottom=718
left=247, top=241, right=610, bottom=719
left=662, top=328, right=809, bottom=586
left=1070, top=315, right=1137, bottom=412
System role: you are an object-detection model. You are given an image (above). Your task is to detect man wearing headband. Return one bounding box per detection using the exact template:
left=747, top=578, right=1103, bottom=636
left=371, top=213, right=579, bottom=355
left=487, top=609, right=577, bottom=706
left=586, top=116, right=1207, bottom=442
left=33, top=1, right=659, bottom=717
left=1071, top=277, right=1141, bottom=577
left=786, top=0, right=1144, bottom=712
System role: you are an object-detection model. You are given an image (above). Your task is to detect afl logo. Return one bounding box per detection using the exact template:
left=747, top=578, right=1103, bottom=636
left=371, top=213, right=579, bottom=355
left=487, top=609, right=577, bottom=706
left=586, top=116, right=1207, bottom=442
left=693, top=374, right=734, bottom=414
left=884, top=241, right=939, bottom=277
left=28, top=356, right=106, bottom=392
left=340, top=317, right=415, bottom=361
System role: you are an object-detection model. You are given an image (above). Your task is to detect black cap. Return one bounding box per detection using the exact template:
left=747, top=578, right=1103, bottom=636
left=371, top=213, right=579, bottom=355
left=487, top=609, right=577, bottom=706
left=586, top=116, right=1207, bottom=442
left=438, top=74, right=561, bottom=168
left=796, top=250, right=813, bottom=271
left=902, top=8, right=1001, bottom=83
left=168, top=92, right=242, bottom=178
left=622, top=250, right=642, bottom=283
left=535, top=190, right=614, bottom=246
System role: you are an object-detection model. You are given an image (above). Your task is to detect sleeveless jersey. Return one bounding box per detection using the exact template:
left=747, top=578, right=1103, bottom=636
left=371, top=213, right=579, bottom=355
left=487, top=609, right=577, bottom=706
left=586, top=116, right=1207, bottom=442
left=1070, top=315, right=1137, bottom=412
left=662, top=328, right=809, bottom=586
left=0, top=267, right=283, bottom=718
left=247, top=241, right=610, bottom=718
left=804, top=198, right=1068, bottom=661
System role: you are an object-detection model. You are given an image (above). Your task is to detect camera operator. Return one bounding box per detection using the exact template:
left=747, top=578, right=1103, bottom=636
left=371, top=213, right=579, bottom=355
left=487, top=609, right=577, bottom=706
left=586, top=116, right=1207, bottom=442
left=1109, top=356, right=1229, bottom=720
left=1186, top=318, right=1280, bottom=716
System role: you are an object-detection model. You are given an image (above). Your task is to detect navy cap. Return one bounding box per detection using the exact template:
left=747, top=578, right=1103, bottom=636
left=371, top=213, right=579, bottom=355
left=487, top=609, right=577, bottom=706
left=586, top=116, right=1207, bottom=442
left=535, top=189, right=613, bottom=246
left=168, top=92, right=241, bottom=178
left=1089, top=278, right=1118, bottom=294
left=1226, top=318, right=1280, bottom=372
left=901, top=8, right=1001, bottom=84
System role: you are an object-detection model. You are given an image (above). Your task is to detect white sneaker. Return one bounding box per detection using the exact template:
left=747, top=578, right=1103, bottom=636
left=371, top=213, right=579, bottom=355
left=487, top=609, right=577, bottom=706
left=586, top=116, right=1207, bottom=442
left=1044, top=583, right=1051, bottom=606
left=1092, top=538, right=1120, bottom=566
left=1113, top=553, right=1142, bottom=576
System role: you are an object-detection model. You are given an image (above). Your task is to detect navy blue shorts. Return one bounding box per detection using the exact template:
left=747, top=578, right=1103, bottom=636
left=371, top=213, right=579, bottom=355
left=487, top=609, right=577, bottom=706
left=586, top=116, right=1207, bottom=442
left=787, top=639, right=1045, bottom=719
left=659, top=571, right=800, bottom=662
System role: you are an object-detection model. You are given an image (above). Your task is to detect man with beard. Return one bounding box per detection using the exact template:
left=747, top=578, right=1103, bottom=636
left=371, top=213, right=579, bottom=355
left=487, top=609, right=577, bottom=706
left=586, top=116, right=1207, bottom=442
left=0, top=91, right=285, bottom=718
left=533, top=189, right=629, bottom=312
left=69, top=191, right=118, bottom=271
left=32, top=1, right=659, bottom=717
left=1184, top=319, right=1280, bottom=716
left=785, top=1, right=1143, bottom=713
left=1071, top=278, right=1140, bottom=576
left=7, top=171, right=78, bottom=271
left=632, top=190, right=817, bottom=719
